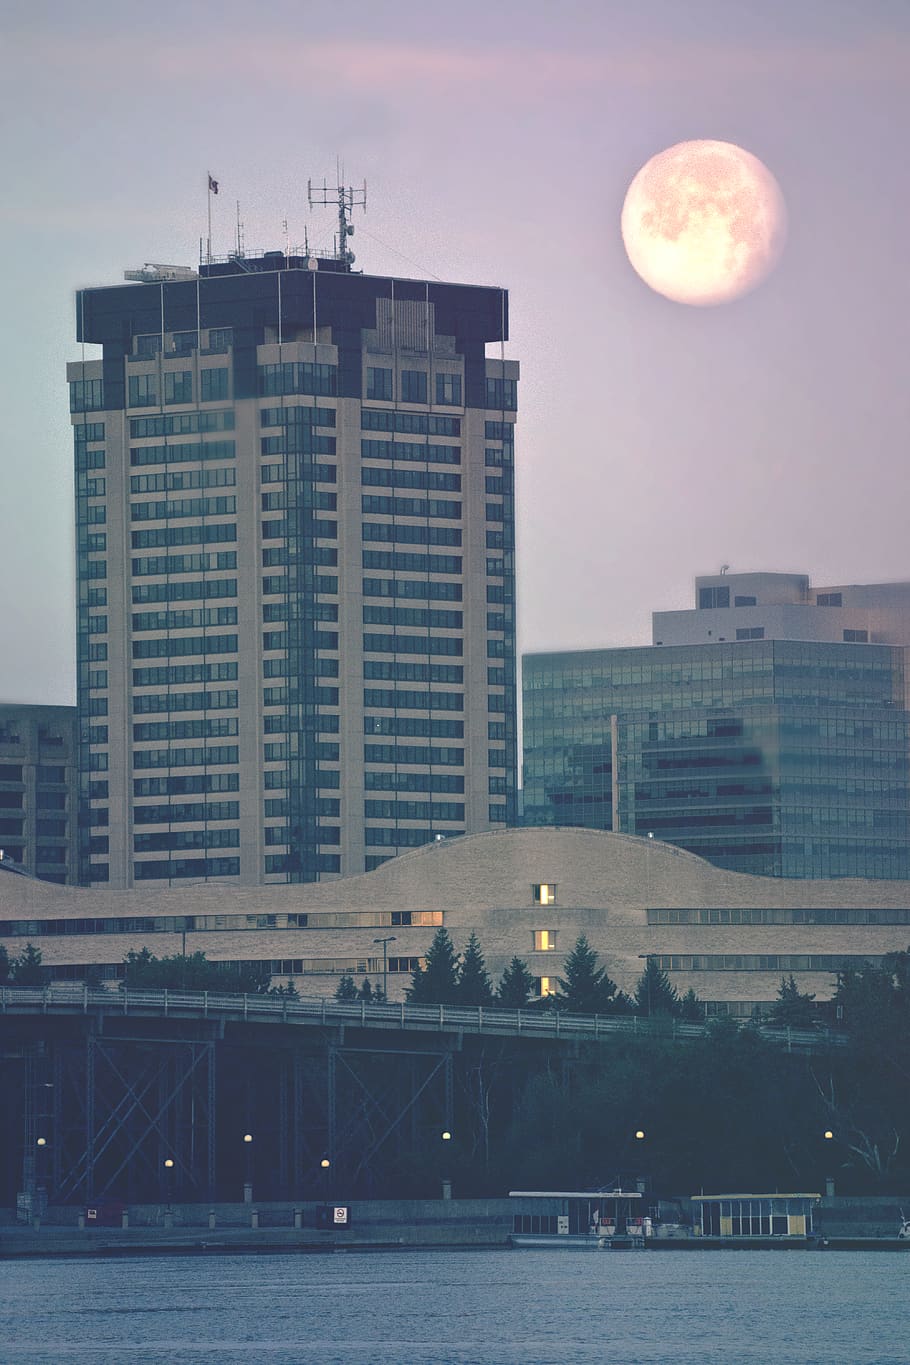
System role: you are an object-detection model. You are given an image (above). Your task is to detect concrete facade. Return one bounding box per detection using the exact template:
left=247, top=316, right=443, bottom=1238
left=653, top=571, right=910, bottom=654
left=2, top=827, right=909, bottom=1014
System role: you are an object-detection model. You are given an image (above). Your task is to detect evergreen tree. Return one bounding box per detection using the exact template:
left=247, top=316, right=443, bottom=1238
left=556, top=935, right=623, bottom=1015
left=358, top=978, right=374, bottom=1002
left=497, top=957, right=536, bottom=1008
left=0, top=943, right=10, bottom=985
left=269, top=979, right=300, bottom=999
left=634, top=957, right=681, bottom=1017
left=406, top=928, right=460, bottom=1004
left=121, top=948, right=267, bottom=993
left=335, top=973, right=358, bottom=1001
left=767, top=975, right=817, bottom=1029
left=11, top=943, right=45, bottom=987
left=458, top=932, right=494, bottom=1005
left=679, top=987, right=705, bottom=1022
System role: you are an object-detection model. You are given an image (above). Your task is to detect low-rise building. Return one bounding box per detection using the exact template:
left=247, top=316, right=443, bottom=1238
left=2, top=827, right=908, bottom=1015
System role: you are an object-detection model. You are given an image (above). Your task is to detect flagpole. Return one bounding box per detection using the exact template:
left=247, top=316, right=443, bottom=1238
left=207, top=173, right=212, bottom=264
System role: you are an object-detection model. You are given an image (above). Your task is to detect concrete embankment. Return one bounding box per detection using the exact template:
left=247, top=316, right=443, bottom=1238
left=2, top=1195, right=907, bottom=1259
left=0, top=1198, right=515, bottom=1259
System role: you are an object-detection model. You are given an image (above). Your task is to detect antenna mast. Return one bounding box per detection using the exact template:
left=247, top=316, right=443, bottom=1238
left=307, top=174, right=367, bottom=270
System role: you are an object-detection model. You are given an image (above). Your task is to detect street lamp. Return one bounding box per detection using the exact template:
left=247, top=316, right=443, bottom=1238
left=440, top=1130, right=453, bottom=1200
left=163, top=1157, right=175, bottom=1210
left=637, top=953, right=652, bottom=1016
left=243, top=1133, right=253, bottom=1203
left=634, top=1130, right=646, bottom=1141
left=373, top=936, right=397, bottom=1001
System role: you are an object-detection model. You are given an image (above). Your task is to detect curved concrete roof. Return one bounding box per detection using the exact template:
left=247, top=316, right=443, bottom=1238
left=3, top=826, right=910, bottom=919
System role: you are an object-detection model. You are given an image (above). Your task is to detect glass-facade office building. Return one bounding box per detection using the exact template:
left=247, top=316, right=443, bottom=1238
left=523, top=639, right=910, bottom=879
left=69, top=253, right=517, bottom=888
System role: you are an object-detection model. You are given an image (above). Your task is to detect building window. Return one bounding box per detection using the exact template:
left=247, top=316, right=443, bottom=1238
left=736, top=627, right=764, bottom=640
left=698, top=586, right=730, bottom=609
left=533, top=930, right=557, bottom=951
left=536, top=976, right=556, bottom=998
left=532, top=883, right=557, bottom=905
left=843, top=629, right=868, bottom=642
left=435, top=373, right=462, bottom=406
left=401, top=370, right=427, bottom=404
left=128, top=374, right=158, bottom=408
left=135, top=334, right=161, bottom=358
left=207, top=328, right=233, bottom=351
left=164, top=371, right=193, bottom=405
left=200, top=368, right=229, bottom=402
left=734, top=595, right=756, bottom=606
left=817, top=592, right=842, bottom=606
left=485, top=377, right=517, bottom=411
left=70, top=379, right=104, bottom=412
left=366, top=367, right=392, bottom=401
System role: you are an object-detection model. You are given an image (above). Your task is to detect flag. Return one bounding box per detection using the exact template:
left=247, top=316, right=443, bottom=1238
left=208, top=175, right=219, bottom=195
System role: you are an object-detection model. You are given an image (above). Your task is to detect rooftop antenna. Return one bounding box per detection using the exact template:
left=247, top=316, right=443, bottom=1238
left=235, top=201, right=245, bottom=259
left=307, top=171, right=366, bottom=270
left=282, top=217, right=290, bottom=267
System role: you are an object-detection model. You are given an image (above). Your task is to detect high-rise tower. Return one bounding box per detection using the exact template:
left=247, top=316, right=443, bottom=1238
left=68, top=247, right=517, bottom=887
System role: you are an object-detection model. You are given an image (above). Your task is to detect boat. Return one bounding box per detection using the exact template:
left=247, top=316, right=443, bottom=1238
left=508, top=1188, right=655, bottom=1249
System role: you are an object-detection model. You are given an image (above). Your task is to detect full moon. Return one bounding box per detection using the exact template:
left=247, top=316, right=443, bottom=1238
left=621, top=140, right=787, bottom=306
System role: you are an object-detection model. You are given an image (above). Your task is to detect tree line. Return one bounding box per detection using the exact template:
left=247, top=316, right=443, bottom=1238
left=0, top=930, right=832, bottom=1028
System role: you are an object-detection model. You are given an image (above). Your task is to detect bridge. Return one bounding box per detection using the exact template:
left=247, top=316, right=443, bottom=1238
left=0, top=985, right=845, bottom=1214
left=0, top=982, right=843, bottom=1052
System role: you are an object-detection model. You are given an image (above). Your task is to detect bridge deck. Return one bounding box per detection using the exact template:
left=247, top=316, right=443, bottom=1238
left=0, top=984, right=843, bottom=1053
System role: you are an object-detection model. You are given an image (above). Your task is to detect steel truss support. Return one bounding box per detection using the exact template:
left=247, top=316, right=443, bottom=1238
left=53, top=1033, right=216, bottom=1205
left=326, top=1043, right=456, bottom=1194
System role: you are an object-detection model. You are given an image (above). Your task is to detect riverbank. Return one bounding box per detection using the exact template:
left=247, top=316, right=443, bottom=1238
left=3, top=1193, right=909, bottom=1260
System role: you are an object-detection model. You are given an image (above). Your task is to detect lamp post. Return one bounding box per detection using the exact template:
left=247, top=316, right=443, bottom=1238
left=823, top=1129, right=835, bottom=1197
left=440, top=1129, right=452, bottom=1200
left=163, top=1157, right=175, bottom=1212
left=646, top=830, right=654, bottom=902
left=243, top=1133, right=253, bottom=1203
left=34, top=1137, right=48, bottom=1223
left=373, top=935, right=396, bottom=1001
left=637, top=953, right=653, bottom=1017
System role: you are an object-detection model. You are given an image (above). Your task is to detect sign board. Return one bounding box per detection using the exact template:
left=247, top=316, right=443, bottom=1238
left=557, top=1215, right=569, bottom=1235
left=316, top=1203, right=352, bottom=1230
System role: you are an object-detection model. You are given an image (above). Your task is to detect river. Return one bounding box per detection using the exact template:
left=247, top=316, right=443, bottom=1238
left=0, top=1248, right=907, bottom=1364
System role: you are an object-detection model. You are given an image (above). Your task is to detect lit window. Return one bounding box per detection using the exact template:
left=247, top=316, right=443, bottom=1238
left=538, top=976, right=556, bottom=997
left=532, top=883, right=557, bottom=905
left=533, top=930, right=557, bottom=951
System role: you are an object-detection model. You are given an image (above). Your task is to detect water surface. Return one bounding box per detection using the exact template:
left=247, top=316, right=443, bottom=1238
left=0, top=1249, right=906, bottom=1364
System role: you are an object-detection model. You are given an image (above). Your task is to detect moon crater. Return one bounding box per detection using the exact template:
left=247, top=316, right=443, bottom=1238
left=621, top=140, right=787, bottom=306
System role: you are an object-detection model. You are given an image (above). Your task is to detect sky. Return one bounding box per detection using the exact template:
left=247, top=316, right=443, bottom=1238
left=1, top=0, right=909, bottom=705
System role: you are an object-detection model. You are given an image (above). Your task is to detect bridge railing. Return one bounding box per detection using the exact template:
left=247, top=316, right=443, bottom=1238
left=0, top=982, right=845, bottom=1052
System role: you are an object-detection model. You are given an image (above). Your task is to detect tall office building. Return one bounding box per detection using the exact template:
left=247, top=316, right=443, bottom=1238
left=523, top=572, right=910, bottom=879
left=68, top=245, right=517, bottom=888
